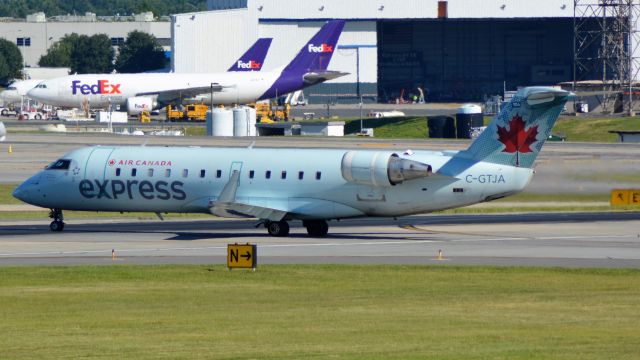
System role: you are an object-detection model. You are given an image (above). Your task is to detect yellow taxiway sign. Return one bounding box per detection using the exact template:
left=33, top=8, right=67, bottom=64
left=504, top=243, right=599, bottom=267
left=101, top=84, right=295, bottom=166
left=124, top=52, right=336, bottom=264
left=227, top=243, right=257, bottom=269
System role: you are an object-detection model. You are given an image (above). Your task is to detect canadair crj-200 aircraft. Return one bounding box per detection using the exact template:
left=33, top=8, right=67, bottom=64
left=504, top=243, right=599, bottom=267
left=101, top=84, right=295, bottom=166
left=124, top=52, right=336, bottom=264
left=27, top=20, right=345, bottom=114
left=14, top=87, right=571, bottom=236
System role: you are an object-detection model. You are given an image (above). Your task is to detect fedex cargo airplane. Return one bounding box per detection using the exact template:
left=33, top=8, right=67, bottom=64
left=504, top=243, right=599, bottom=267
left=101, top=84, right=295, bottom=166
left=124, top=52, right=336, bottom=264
left=27, top=20, right=346, bottom=114
left=0, top=39, right=272, bottom=110
left=14, top=87, right=571, bottom=236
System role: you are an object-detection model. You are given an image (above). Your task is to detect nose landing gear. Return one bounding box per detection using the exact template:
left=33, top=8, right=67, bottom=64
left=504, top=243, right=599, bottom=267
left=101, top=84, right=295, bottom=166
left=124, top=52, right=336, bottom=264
left=49, top=208, right=64, bottom=232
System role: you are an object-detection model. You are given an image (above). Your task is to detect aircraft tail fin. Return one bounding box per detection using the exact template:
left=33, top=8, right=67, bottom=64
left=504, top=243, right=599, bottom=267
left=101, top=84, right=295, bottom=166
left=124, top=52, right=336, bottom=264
left=227, top=38, right=272, bottom=72
left=461, top=87, right=572, bottom=169
left=283, top=20, right=345, bottom=74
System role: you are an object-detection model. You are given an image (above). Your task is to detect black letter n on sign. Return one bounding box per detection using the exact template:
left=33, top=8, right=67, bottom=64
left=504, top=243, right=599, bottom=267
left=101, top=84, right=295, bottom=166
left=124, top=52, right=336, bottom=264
left=230, top=249, right=238, bottom=263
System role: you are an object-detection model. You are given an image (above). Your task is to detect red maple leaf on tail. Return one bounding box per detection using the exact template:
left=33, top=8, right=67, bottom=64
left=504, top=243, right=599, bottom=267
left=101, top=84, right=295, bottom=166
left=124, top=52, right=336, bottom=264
left=497, top=115, right=538, bottom=153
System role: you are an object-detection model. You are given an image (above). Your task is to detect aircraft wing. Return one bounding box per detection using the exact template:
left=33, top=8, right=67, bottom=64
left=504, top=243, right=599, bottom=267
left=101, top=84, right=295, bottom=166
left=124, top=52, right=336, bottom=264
left=136, top=83, right=225, bottom=104
left=208, top=170, right=367, bottom=221
left=209, top=169, right=288, bottom=221
left=303, top=71, right=349, bottom=86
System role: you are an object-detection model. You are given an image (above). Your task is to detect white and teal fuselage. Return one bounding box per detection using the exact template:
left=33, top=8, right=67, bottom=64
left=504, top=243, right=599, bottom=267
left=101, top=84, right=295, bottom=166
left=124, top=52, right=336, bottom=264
left=13, top=87, right=572, bottom=235
left=15, top=146, right=532, bottom=219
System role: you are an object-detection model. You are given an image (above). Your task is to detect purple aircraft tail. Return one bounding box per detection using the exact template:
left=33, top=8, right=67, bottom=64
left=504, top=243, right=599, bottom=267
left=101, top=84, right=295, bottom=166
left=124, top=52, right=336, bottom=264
left=228, top=38, right=272, bottom=72
left=283, top=20, right=345, bottom=73
left=259, top=20, right=347, bottom=100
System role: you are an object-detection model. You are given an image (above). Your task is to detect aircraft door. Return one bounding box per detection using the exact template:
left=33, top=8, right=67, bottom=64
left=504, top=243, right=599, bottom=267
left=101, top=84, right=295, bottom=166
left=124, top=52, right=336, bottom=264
left=84, top=147, right=115, bottom=181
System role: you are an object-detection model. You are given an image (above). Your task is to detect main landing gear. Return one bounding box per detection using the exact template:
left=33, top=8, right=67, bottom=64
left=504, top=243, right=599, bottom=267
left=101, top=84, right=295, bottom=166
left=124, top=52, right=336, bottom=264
left=262, top=219, right=329, bottom=237
left=49, top=208, right=64, bottom=232
left=303, top=220, right=329, bottom=238
left=265, top=220, right=290, bottom=237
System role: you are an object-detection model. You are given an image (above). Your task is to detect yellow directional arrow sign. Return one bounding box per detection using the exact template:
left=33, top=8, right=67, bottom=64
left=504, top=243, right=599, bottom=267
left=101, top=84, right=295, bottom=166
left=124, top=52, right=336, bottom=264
left=611, top=189, right=640, bottom=206
left=227, top=243, right=257, bottom=269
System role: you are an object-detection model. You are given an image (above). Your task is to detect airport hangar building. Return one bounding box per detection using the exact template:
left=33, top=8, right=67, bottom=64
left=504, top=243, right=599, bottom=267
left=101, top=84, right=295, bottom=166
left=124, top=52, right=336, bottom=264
left=172, top=0, right=579, bottom=103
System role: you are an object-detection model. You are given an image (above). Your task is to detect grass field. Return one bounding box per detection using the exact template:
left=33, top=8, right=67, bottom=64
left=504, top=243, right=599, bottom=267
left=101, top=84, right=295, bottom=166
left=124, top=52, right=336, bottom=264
left=339, top=115, right=640, bottom=142
left=0, top=265, right=639, bottom=359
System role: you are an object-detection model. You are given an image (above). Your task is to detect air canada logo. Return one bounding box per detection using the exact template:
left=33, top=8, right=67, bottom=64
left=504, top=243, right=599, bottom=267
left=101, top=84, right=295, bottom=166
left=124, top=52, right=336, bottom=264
left=307, top=43, right=333, bottom=53
left=497, top=115, right=538, bottom=154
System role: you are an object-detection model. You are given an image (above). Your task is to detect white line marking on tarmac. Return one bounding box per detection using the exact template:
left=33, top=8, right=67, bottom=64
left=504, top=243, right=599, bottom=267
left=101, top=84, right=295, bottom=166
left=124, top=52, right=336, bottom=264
left=0, top=234, right=636, bottom=257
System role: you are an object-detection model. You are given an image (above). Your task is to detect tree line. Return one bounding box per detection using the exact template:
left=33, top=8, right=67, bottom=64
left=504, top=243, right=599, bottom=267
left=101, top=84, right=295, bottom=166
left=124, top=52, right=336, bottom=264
left=0, top=30, right=167, bottom=84
left=0, top=0, right=206, bottom=18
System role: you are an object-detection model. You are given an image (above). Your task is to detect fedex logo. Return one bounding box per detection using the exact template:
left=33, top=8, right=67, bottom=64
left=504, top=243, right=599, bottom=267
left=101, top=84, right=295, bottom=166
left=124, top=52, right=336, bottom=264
left=236, top=60, right=262, bottom=69
left=308, top=43, right=333, bottom=53
left=71, top=80, right=122, bottom=95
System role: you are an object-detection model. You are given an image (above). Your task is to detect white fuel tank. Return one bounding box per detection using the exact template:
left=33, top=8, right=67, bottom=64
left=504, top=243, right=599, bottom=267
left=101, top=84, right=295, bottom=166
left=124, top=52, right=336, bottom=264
left=207, top=108, right=234, bottom=136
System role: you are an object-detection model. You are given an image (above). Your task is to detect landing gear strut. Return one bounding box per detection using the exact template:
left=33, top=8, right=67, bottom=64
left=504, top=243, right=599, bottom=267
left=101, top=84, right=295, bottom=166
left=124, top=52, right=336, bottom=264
left=304, top=220, right=329, bottom=237
left=49, top=208, right=64, bottom=232
left=265, top=220, right=290, bottom=237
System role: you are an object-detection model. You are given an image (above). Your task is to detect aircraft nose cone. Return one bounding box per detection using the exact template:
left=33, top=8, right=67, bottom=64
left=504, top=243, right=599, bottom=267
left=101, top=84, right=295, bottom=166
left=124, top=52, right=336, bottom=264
left=26, top=88, right=38, bottom=99
left=12, top=185, right=30, bottom=203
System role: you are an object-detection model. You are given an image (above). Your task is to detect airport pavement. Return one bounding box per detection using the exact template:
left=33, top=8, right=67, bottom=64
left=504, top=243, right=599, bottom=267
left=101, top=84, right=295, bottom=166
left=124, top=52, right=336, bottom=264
left=0, top=212, right=639, bottom=267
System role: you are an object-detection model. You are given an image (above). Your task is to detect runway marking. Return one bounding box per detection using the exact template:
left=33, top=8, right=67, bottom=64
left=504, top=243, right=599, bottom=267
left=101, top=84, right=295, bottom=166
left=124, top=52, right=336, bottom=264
left=402, top=224, right=521, bottom=239
left=0, top=234, right=637, bottom=257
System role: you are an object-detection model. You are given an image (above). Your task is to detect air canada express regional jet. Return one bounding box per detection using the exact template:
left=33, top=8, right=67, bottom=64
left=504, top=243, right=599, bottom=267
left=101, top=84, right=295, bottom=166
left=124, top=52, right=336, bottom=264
left=13, top=87, right=571, bottom=236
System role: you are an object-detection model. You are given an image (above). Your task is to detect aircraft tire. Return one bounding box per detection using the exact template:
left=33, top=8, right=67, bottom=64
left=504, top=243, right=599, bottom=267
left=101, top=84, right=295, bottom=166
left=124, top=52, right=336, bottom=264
left=49, top=220, right=64, bottom=232
left=267, top=221, right=289, bottom=237
left=305, top=220, right=329, bottom=237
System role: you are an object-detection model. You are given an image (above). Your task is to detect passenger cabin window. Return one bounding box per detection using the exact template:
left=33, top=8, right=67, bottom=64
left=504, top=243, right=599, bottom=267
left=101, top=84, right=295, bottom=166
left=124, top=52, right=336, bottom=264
left=46, top=159, right=71, bottom=170
left=298, top=171, right=304, bottom=180
left=200, top=169, right=206, bottom=178
left=131, top=168, right=137, bottom=177
left=165, top=169, right=171, bottom=178
left=116, top=168, right=121, bottom=176
left=148, top=169, right=154, bottom=177
left=316, top=171, right=321, bottom=180
left=182, top=169, right=188, bottom=178
left=265, top=170, right=271, bottom=179
left=249, top=170, right=255, bottom=179
left=281, top=171, right=287, bottom=179
left=216, top=170, right=222, bottom=178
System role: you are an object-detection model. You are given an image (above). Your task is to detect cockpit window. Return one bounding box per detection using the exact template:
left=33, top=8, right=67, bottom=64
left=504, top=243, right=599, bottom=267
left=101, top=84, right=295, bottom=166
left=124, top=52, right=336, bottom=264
left=46, top=159, right=71, bottom=170
left=7, top=86, right=16, bottom=90
left=36, top=84, right=48, bottom=89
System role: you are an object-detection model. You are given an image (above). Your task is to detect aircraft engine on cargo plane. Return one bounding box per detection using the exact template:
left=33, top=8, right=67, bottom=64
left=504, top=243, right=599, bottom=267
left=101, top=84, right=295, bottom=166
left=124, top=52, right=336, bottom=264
left=126, top=97, right=156, bottom=115
left=341, top=151, right=432, bottom=187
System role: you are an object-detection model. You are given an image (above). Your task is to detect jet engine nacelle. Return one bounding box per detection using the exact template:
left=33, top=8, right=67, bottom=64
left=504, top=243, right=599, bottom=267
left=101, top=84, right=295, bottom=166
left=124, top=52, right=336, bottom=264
left=341, top=151, right=433, bottom=187
left=126, top=97, right=156, bottom=115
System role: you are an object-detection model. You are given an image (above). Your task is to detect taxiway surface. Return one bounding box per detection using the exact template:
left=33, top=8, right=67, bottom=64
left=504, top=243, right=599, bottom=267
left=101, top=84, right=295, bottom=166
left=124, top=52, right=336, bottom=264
left=1, top=212, right=638, bottom=268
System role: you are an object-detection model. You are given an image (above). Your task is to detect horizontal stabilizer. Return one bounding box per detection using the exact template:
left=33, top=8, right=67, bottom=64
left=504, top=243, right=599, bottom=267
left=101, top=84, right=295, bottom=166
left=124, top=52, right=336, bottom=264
left=303, top=71, right=349, bottom=86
